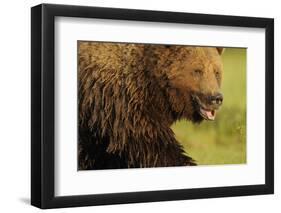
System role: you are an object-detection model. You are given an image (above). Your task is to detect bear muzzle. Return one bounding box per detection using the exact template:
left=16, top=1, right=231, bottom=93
left=192, top=93, right=223, bottom=121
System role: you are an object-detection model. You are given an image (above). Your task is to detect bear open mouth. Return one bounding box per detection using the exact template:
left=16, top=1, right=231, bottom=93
left=199, top=107, right=216, bottom=121
left=192, top=95, right=218, bottom=121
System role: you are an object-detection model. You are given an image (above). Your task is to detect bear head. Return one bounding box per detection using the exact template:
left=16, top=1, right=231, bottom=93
left=150, top=46, right=224, bottom=123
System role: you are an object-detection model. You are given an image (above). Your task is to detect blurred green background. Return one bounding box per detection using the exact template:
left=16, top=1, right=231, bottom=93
left=172, top=48, right=247, bottom=165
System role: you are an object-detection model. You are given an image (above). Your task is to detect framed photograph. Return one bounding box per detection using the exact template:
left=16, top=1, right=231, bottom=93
left=31, top=3, right=274, bottom=209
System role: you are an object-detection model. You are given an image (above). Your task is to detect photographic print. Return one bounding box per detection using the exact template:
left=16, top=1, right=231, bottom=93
left=31, top=4, right=273, bottom=208
left=78, top=41, right=246, bottom=170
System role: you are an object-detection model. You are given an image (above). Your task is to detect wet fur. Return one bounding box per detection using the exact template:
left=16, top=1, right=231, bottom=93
left=78, top=42, right=222, bottom=169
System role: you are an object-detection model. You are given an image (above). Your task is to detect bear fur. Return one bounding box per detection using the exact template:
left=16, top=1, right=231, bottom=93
left=78, top=42, right=224, bottom=170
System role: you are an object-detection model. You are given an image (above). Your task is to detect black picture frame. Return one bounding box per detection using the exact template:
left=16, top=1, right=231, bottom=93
left=31, top=3, right=274, bottom=209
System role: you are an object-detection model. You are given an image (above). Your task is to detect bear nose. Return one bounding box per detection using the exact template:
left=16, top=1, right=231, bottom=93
left=210, top=93, right=223, bottom=106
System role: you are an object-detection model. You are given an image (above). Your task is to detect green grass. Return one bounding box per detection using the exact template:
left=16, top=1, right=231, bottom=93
left=171, top=48, right=247, bottom=165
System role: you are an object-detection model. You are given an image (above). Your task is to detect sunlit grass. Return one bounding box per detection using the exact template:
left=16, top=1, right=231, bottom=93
left=171, top=48, right=247, bottom=165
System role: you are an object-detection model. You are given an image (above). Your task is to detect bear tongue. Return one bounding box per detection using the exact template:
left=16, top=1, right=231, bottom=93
left=200, top=108, right=216, bottom=120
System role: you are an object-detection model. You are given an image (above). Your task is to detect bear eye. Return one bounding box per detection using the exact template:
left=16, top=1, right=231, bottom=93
left=194, top=69, right=203, bottom=75
left=215, top=70, right=220, bottom=78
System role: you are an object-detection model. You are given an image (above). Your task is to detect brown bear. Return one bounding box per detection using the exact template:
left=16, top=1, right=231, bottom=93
left=78, top=41, right=224, bottom=170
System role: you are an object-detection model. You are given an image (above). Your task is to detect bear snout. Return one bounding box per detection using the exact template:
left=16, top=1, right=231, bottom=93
left=208, top=93, right=223, bottom=107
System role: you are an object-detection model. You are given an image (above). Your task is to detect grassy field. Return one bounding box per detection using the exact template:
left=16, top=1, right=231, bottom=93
left=171, top=48, right=247, bottom=165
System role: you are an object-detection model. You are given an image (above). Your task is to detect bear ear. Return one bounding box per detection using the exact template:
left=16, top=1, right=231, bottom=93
left=216, top=47, right=225, bottom=55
